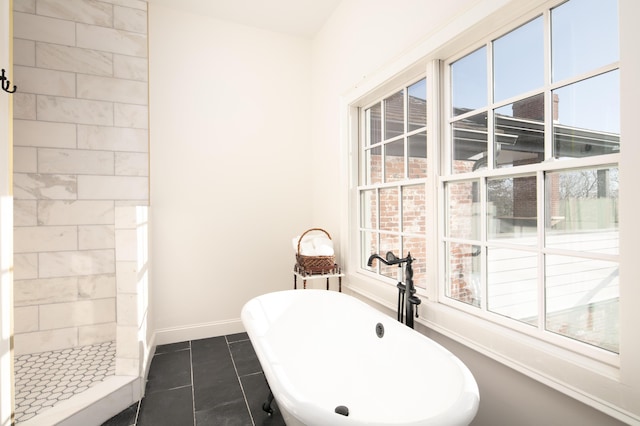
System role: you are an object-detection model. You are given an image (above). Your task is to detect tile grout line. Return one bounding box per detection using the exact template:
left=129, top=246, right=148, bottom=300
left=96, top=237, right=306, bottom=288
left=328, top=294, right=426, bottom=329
left=133, top=399, right=141, bottom=426
left=226, top=336, right=256, bottom=426
left=148, top=383, right=192, bottom=393
left=189, top=340, right=196, bottom=426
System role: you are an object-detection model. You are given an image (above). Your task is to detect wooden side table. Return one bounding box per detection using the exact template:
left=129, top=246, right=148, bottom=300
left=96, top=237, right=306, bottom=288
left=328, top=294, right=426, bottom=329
left=293, top=264, right=344, bottom=292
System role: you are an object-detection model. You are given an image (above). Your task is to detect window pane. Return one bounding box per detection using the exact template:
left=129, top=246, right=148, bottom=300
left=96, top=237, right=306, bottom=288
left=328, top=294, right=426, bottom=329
left=551, top=0, right=619, bottom=83
left=546, top=168, right=619, bottom=254
left=402, top=185, right=425, bottom=234
left=385, top=140, right=405, bottom=182
left=362, top=231, right=378, bottom=269
left=452, top=47, right=487, bottom=116
left=408, top=131, right=427, bottom=179
left=385, top=90, right=404, bottom=139
left=365, top=146, right=382, bottom=185
left=408, top=78, right=427, bottom=131
left=407, top=132, right=427, bottom=179
left=493, top=17, right=544, bottom=102
left=488, top=176, right=537, bottom=244
left=487, top=248, right=537, bottom=325
left=446, top=242, right=481, bottom=307
left=366, top=103, right=382, bottom=146
left=545, top=255, right=619, bottom=353
left=493, top=17, right=544, bottom=103
left=446, top=181, right=480, bottom=240
left=553, top=71, right=620, bottom=159
left=379, top=187, right=399, bottom=232
left=403, top=236, right=426, bottom=289
left=360, top=189, right=377, bottom=230
left=452, top=112, right=488, bottom=174
left=494, top=94, right=545, bottom=168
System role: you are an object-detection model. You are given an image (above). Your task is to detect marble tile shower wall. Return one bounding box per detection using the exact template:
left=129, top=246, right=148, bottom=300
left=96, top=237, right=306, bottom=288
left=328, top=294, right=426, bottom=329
left=11, top=0, right=149, bottom=356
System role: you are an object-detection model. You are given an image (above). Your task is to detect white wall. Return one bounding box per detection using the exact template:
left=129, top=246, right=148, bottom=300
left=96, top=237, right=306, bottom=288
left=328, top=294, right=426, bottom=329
left=149, top=4, right=314, bottom=342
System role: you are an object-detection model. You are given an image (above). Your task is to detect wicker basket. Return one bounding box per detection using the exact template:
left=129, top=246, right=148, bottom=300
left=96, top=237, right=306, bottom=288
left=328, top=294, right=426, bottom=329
left=295, top=228, right=335, bottom=274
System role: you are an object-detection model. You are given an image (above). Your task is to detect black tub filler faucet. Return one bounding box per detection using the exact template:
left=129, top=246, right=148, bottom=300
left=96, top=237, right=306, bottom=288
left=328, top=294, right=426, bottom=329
left=367, top=251, right=421, bottom=329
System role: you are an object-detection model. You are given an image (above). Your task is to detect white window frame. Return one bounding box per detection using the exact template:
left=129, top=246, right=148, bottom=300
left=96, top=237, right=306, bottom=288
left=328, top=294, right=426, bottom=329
left=356, top=77, right=429, bottom=289
left=341, top=0, right=640, bottom=423
left=439, top=4, right=620, bottom=366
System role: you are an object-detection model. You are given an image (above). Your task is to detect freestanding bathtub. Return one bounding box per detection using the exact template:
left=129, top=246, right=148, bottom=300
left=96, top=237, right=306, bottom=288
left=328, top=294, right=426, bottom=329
left=241, top=290, right=479, bottom=426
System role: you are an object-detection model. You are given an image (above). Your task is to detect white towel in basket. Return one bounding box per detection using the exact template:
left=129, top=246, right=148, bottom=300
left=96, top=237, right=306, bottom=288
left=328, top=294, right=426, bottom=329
left=292, top=235, right=334, bottom=256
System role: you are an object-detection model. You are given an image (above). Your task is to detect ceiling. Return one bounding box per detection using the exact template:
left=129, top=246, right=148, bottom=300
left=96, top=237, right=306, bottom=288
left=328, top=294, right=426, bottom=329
left=147, top=0, right=343, bottom=38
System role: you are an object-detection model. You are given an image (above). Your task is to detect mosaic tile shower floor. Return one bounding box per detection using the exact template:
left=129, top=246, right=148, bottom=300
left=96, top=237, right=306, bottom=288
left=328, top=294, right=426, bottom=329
left=14, top=341, right=116, bottom=423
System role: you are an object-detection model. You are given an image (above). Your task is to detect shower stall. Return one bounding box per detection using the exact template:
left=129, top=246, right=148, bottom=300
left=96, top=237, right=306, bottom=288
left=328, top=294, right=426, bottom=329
left=11, top=0, right=152, bottom=422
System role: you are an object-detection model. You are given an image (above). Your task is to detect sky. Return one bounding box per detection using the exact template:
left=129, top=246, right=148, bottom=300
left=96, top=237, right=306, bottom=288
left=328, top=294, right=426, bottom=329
left=452, top=0, right=619, bottom=134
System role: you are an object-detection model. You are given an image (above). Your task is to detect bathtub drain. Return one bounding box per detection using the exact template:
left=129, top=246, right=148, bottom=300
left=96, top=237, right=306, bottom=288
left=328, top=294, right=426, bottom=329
left=376, top=322, right=384, bottom=338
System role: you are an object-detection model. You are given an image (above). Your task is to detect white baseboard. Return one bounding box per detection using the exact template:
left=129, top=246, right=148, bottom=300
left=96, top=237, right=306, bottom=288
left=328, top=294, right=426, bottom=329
left=153, top=318, right=245, bottom=346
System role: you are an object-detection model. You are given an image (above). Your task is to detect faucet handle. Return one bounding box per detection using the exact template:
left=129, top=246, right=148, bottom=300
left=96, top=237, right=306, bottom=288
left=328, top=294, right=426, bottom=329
left=385, top=251, right=398, bottom=262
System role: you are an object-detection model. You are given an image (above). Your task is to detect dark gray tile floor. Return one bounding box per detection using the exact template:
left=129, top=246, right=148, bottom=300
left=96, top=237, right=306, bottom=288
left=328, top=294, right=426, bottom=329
left=102, top=333, right=285, bottom=426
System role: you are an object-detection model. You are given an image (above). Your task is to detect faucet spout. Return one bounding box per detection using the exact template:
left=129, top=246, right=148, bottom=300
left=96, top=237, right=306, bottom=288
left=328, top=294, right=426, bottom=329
left=367, top=251, right=405, bottom=267
left=367, top=253, right=385, bottom=267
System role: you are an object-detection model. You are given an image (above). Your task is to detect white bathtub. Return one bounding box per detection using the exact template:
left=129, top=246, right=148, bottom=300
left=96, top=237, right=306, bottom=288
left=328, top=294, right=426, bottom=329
left=241, top=290, right=479, bottom=426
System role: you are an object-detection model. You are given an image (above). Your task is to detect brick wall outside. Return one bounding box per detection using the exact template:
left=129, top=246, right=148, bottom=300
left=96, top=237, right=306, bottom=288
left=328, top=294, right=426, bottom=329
left=366, top=151, right=428, bottom=287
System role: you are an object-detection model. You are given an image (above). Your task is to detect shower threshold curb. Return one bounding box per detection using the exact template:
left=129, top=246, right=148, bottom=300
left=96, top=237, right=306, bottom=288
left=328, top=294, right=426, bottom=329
left=18, top=375, right=140, bottom=426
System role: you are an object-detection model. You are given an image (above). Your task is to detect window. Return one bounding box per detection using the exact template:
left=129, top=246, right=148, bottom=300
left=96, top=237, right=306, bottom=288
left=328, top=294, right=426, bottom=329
left=346, top=0, right=637, bottom=421
left=359, top=78, right=428, bottom=287
left=443, top=0, right=620, bottom=353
